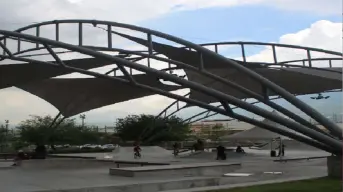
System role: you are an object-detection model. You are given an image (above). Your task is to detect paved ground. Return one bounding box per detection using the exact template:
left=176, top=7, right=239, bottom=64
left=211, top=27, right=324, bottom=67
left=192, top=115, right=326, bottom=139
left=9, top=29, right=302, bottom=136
left=0, top=149, right=329, bottom=192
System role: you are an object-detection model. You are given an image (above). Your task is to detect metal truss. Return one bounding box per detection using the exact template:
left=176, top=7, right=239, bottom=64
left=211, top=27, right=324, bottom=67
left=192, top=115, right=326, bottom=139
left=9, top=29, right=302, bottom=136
left=155, top=41, right=341, bottom=124
left=0, top=20, right=342, bottom=155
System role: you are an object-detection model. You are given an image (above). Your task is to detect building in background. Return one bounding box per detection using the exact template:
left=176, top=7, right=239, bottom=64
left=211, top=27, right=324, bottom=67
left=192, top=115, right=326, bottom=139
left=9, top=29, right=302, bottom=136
left=190, top=119, right=254, bottom=139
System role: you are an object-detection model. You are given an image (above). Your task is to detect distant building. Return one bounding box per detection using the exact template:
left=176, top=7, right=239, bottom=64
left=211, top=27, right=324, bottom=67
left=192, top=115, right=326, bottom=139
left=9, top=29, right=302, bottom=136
left=189, top=119, right=254, bottom=138
left=190, top=118, right=343, bottom=138
left=92, top=126, right=116, bottom=133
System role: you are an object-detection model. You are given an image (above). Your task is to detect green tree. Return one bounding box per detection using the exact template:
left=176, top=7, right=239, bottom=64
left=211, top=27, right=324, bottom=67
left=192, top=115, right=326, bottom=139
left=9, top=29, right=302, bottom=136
left=17, top=115, right=102, bottom=146
left=210, top=124, right=224, bottom=141
left=114, top=114, right=190, bottom=145
left=0, top=124, right=13, bottom=152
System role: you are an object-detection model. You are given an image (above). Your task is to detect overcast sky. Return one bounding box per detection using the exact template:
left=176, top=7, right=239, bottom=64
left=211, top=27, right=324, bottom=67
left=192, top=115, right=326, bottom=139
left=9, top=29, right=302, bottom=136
left=0, top=0, right=342, bottom=126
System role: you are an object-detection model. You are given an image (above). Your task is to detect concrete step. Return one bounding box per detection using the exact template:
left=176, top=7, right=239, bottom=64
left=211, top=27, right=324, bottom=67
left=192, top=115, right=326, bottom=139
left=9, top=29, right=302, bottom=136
left=33, top=177, right=221, bottom=192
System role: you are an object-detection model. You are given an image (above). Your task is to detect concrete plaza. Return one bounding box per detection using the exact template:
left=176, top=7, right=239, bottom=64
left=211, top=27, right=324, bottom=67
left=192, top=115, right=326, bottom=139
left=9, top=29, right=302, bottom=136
left=0, top=148, right=330, bottom=192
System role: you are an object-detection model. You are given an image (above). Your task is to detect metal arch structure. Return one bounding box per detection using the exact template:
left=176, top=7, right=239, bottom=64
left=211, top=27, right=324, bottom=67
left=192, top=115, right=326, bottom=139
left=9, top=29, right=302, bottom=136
left=155, top=41, right=341, bottom=124
left=0, top=19, right=341, bottom=155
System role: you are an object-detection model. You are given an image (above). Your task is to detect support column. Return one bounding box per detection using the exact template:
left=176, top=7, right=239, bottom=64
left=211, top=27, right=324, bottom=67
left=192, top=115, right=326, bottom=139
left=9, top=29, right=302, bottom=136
left=327, top=155, right=342, bottom=178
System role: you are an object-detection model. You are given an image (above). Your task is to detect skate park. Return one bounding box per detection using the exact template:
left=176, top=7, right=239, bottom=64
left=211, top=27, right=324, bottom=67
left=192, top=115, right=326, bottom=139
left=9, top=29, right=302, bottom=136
left=0, top=19, right=342, bottom=192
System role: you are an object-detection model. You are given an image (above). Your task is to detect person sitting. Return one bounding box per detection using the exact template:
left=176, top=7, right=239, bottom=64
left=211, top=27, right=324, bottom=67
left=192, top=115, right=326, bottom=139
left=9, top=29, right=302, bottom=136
left=216, top=145, right=226, bottom=160
left=235, top=145, right=245, bottom=153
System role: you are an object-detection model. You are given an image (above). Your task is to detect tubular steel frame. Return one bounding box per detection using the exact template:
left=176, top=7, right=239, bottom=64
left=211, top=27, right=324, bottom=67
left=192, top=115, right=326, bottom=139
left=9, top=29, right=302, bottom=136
left=0, top=20, right=342, bottom=154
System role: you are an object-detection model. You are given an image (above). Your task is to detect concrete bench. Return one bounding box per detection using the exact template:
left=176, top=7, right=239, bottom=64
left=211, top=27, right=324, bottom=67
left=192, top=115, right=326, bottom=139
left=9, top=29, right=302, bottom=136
left=110, top=162, right=241, bottom=177
left=113, top=160, right=170, bottom=168
left=274, top=156, right=328, bottom=162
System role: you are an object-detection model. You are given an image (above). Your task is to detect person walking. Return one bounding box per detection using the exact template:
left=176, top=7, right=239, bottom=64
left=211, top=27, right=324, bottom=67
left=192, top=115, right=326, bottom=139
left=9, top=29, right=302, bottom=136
left=173, top=142, right=180, bottom=156
left=216, top=144, right=226, bottom=160
left=277, top=144, right=285, bottom=157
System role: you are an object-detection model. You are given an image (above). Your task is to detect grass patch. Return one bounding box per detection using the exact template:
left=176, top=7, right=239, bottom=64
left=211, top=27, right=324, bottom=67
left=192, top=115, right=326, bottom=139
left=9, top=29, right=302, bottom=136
left=208, top=177, right=342, bottom=192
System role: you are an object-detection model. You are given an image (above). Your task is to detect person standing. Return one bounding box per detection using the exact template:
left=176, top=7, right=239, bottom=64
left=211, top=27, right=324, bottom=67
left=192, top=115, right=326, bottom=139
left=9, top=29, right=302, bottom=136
left=216, top=145, right=226, bottom=160
left=173, top=142, right=180, bottom=156
left=277, top=144, right=285, bottom=157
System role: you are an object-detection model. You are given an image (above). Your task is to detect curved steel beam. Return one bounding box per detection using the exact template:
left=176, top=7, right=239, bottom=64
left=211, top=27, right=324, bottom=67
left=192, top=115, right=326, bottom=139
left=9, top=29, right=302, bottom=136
left=1, top=62, right=337, bottom=155
left=155, top=94, right=189, bottom=118
left=186, top=89, right=342, bottom=124
left=101, top=22, right=343, bottom=136
left=0, top=31, right=340, bottom=154
left=9, top=43, right=341, bottom=74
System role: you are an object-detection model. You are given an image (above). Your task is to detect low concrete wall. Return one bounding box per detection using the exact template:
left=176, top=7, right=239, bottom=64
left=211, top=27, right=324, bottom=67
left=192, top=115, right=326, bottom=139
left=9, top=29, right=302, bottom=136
left=110, top=162, right=241, bottom=177
left=327, top=156, right=342, bottom=178
left=20, top=159, right=115, bottom=169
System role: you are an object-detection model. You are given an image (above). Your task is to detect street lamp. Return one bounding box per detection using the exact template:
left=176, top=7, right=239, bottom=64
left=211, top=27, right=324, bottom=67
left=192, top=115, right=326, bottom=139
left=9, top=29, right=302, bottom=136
left=1, top=120, right=9, bottom=153
left=79, top=114, right=86, bottom=127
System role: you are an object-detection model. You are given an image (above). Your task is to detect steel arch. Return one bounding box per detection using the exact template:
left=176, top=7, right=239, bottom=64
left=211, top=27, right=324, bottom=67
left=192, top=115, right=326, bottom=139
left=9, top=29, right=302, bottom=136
left=0, top=20, right=341, bottom=130
left=0, top=20, right=341, bottom=152
left=185, top=89, right=342, bottom=124
left=0, top=31, right=338, bottom=154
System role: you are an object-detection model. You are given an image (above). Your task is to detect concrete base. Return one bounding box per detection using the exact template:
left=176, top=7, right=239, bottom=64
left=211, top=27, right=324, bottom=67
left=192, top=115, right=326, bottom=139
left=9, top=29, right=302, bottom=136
left=327, top=156, right=342, bottom=178
left=110, top=162, right=241, bottom=177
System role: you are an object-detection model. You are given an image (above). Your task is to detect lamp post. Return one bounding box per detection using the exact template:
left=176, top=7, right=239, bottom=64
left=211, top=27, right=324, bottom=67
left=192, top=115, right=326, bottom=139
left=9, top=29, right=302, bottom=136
left=79, top=114, right=86, bottom=128
left=1, top=120, right=9, bottom=153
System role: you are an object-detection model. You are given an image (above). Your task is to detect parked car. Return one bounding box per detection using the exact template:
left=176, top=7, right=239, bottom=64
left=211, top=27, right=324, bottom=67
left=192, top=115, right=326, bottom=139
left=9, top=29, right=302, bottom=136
left=80, top=144, right=101, bottom=149
left=101, top=144, right=116, bottom=149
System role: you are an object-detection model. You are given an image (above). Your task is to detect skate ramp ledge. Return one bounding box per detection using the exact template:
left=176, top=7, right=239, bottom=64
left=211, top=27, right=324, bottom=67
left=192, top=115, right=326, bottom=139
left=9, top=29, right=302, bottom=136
left=0, top=162, right=14, bottom=170
left=48, top=154, right=96, bottom=159
left=114, top=160, right=169, bottom=168
left=273, top=156, right=329, bottom=162
left=110, top=162, right=241, bottom=177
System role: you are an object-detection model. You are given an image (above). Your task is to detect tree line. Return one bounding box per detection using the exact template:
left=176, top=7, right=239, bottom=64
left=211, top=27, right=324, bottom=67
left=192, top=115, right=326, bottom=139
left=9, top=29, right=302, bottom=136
left=0, top=114, right=191, bottom=151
